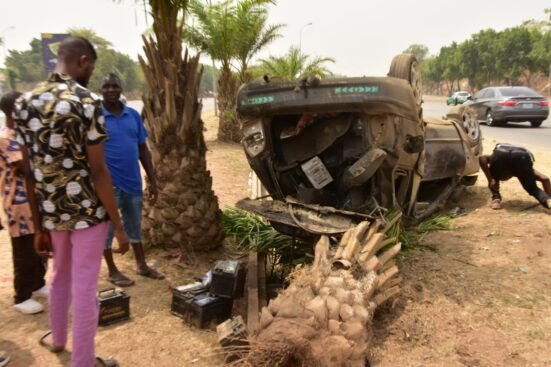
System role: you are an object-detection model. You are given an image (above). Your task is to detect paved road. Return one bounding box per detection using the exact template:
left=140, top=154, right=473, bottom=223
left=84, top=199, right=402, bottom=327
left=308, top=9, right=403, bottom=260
left=423, top=101, right=551, bottom=151
left=127, top=97, right=214, bottom=114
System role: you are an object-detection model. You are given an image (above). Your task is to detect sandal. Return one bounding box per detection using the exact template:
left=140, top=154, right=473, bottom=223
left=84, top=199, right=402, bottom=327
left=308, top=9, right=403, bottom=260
left=108, top=273, right=135, bottom=287
left=95, top=357, right=119, bottom=367
left=39, top=330, right=65, bottom=354
left=137, top=267, right=165, bottom=280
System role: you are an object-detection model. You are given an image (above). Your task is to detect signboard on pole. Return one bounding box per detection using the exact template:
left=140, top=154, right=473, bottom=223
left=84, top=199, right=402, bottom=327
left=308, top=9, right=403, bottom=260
left=41, top=33, right=69, bottom=73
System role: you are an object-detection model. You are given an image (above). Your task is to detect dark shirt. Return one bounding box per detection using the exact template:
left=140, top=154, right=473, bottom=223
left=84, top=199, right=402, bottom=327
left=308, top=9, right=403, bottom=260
left=14, top=73, right=108, bottom=231
left=489, top=144, right=549, bottom=207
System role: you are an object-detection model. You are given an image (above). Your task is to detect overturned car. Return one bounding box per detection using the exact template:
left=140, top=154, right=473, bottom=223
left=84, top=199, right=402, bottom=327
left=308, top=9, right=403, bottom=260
left=236, top=54, right=482, bottom=237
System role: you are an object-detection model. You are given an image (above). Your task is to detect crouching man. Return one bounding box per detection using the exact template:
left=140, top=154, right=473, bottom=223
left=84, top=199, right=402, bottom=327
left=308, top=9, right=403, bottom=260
left=479, top=143, right=551, bottom=210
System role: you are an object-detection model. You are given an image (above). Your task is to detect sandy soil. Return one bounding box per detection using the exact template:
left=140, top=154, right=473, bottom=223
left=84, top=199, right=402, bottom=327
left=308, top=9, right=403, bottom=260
left=1, top=112, right=550, bottom=366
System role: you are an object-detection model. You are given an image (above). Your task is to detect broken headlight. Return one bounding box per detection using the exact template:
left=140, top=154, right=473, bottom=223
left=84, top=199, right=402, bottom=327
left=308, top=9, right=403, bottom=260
left=242, top=120, right=265, bottom=158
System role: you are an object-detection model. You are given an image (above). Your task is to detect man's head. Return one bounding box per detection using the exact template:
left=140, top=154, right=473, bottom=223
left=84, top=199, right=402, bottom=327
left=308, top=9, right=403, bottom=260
left=56, top=36, right=97, bottom=87
left=0, top=91, right=22, bottom=128
left=100, top=73, right=123, bottom=104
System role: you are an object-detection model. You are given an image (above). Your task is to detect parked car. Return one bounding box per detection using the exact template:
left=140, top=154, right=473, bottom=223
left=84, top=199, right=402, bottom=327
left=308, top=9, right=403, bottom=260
left=235, top=54, right=482, bottom=238
left=447, top=91, right=471, bottom=105
left=462, top=86, right=549, bottom=127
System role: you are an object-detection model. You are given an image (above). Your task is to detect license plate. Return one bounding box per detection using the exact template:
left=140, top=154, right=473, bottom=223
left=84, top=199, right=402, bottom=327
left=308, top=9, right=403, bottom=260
left=522, top=103, right=534, bottom=109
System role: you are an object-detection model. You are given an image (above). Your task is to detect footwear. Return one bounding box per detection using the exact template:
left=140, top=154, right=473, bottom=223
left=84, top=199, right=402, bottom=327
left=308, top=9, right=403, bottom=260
left=108, top=273, right=135, bottom=287
left=94, top=357, right=119, bottom=367
left=137, top=266, right=165, bottom=280
left=491, top=199, right=502, bottom=210
left=14, top=298, right=44, bottom=314
left=33, top=285, right=49, bottom=299
left=0, top=352, right=10, bottom=367
left=39, top=331, right=65, bottom=354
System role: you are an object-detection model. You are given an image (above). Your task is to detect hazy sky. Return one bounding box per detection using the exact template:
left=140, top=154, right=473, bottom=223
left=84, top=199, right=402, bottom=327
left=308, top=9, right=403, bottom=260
left=0, top=0, right=549, bottom=76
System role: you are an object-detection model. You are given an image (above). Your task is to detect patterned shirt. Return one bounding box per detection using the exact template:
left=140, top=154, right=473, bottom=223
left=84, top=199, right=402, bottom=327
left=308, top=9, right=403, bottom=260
left=15, top=73, right=108, bottom=232
left=0, top=127, right=34, bottom=237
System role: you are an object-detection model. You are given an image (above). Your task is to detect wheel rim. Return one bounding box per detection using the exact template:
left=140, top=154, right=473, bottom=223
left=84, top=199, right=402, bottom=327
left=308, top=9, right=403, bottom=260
left=487, top=113, right=493, bottom=126
left=463, top=113, right=480, bottom=141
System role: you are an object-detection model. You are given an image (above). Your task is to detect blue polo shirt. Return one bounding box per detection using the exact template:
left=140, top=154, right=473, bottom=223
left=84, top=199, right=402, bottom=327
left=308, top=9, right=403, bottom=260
left=102, top=103, right=148, bottom=196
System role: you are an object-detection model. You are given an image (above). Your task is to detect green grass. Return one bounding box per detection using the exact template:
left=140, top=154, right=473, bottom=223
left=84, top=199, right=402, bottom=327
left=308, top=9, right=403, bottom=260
left=222, top=207, right=313, bottom=279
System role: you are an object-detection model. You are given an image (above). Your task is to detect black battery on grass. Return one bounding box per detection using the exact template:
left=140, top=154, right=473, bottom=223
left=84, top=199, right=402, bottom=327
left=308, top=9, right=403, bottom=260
left=210, top=260, right=246, bottom=299
left=98, top=288, right=130, bottom=326
left=171, top=282, right=209, bottom=319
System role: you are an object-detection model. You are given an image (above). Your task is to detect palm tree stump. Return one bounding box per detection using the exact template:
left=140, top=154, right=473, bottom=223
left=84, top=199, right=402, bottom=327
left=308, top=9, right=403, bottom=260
left=228, top=220, right=401, bottom=366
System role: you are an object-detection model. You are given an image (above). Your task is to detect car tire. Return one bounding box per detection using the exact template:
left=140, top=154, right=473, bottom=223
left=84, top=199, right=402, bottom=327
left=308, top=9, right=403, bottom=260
left=530, top=120, right=543, bottom=128
left=486, top=111, right=500, bottom=127
left=461, top=107, right=481, bottom=145
left=388, top=54, right=422, bottom=116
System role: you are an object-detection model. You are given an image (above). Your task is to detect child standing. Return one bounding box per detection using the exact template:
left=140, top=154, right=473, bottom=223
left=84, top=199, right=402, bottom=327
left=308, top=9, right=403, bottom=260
left=0, top=91, right=47, bottom=314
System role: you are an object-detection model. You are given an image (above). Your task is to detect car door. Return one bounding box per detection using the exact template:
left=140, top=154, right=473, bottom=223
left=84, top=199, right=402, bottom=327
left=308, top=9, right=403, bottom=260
left=482, top=88, right=497, bottom=118
left=470, top=89, right=487, bottom=120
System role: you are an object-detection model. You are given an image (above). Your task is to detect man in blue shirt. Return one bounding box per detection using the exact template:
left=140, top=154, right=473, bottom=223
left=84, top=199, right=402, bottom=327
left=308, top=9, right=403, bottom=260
left=101, top=73, right=163, bottom=285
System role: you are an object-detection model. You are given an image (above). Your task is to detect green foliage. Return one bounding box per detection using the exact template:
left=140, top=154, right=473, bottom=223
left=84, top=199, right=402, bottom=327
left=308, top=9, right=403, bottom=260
left=403, top=44, right=429, bottom=63
left=185, top=0, right=282, bottom=81
left=258, top=46, right=335, bottom=81
left=384, top=209, right=451, bottom=254
left=222, top=207, right=312, bottom=278
left=5, top=38, right=46, bottom=83
left=5, top=27, right=147, bottom=94
left=422, top=9, right=550, bottom=92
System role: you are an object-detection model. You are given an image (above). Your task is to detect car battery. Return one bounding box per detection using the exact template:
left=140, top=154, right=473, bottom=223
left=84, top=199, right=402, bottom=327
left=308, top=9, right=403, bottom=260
left=210, top=260, right=246, bottom=299
left=171, top=282, right=209, bottom=319
left=98, top=288, right=130, bottom=326
left=217, top=315, right=248, bottom=348
left=183, top=293, right=233, bottom=329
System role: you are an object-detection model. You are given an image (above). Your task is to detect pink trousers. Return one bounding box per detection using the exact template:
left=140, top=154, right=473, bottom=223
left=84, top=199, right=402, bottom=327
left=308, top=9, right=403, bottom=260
left=49, top=221, right=108, bottom=367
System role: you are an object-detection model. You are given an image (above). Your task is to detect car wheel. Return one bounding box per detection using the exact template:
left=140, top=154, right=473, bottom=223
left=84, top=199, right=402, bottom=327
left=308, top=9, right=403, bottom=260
left=461, top=108, right=481, bottom=144
left=388, top=53, right=422, bottom=116
left=530, top=120, right=543, bottom=128
left=454, top=100, right=458, bottom=106
left=486, top=111, right=499, bottom=127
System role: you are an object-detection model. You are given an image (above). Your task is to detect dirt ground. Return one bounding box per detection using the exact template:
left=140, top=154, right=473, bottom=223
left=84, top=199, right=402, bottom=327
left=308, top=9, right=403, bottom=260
left=1, top=111, right=551, bottom=367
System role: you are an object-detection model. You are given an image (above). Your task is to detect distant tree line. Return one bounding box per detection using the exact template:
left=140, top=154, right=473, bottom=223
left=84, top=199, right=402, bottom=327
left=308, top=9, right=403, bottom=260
left=2, top=27, right=218, bottom=96
left=412, top=9, right=550, bottom=95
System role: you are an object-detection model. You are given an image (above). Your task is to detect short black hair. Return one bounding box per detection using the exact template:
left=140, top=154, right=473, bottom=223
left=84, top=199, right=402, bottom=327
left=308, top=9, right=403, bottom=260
left=57, top=36, right=97, bottom=62
left=101, top=73, right=122, bottom=88
left=0, top=91, right=23, bottom=116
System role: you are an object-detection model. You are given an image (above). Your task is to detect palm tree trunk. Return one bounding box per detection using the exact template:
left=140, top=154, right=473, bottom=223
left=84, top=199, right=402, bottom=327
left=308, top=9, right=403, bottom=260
left=138, top=1, right=224, bottom=251
left=217, top=65, right=241, bottom=143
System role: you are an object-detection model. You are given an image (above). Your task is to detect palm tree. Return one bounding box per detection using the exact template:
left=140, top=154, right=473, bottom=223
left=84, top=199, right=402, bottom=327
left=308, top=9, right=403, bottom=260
left=184, top=0, right=282, bottom=142
left=259, top=46, right=335, bottom=81
left=137, top=0, right=224, bottom=250
left=233, top=0, right=284, bottom=83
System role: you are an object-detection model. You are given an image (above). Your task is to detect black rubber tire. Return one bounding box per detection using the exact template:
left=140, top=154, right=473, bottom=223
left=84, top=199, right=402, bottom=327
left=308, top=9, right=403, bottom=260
left=486, top=111, right=500, bottom=127
left=388, top=53, right=422, bottom=115
left=530, top=120, right=543, bottom=128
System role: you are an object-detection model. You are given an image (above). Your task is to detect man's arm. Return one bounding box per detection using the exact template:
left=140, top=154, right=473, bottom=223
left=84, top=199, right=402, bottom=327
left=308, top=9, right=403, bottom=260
left=139, top=143, right=158, bottom=205
left=534, top=169, right=551, bottom=197
left=19, top=144, right=53, bottom=256
left=479, top=155, right=499, bottom=191
left=87, top=143, right=129, bottom=254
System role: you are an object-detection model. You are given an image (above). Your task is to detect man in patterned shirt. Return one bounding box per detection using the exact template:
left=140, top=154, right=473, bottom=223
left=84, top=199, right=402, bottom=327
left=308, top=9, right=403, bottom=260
left=15, top=36, right=128, bottom=367
left=0, top=91, right=48, bottom=315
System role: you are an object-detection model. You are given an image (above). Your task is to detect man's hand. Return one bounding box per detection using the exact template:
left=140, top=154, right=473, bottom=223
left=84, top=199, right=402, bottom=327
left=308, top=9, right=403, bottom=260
left=488, top=178, right=499, bottom=192
left=113, top=226, right=130, bottom=255
left=147, top=184, right=158, bottom=206
left=34, top=232, right=53, bottom=257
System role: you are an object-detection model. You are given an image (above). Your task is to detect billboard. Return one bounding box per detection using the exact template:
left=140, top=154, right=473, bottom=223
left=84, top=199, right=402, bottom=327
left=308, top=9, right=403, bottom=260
left=41, top=33, right=69, bottom=73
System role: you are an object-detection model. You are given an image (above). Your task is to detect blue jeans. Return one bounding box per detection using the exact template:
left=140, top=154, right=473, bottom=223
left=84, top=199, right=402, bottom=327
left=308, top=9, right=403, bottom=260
left=105, top=187, right=143, bottom=249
